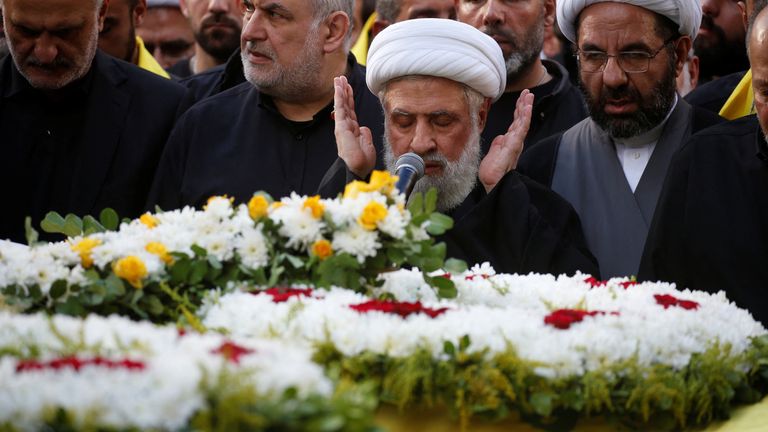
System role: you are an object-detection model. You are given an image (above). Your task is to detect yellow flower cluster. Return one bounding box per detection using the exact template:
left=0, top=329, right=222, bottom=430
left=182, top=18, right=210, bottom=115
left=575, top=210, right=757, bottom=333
left=139, top=213, right=159, bottom=229
left=303, top=196, right=325, bottom=219
left=311, top=239, right=333, bottom=260
left=248, top=195, right=269, bottom=220
left=343, top=170, right=398, bottom=199
left=146, top=242, right=173, bottom=265
left=70, top=237, right=101, bottom=268
left=358, top=201, right=388, bottom=231
left=113, top=256, right=148, bottom=289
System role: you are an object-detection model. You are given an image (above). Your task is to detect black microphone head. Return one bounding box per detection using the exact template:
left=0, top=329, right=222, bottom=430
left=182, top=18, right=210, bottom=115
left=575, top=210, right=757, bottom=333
left=395, top=152, right=425, bottom=179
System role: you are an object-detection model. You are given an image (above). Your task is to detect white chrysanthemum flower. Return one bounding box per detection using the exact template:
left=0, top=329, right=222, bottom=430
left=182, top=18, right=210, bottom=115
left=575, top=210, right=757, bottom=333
left=332, top=224, right=381, bottom=263
left=271, top=194, right=325, bottom=250
left=236, top=226, right=269, bottom=270
left=378, top=204, right=409, bottom=239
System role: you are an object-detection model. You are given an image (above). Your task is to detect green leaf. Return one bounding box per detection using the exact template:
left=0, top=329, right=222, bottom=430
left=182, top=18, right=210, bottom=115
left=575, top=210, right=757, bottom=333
left=144, top=295, right=164, bottom=316
left=284, top=254, right=305, bottom=269
left=424, top=187, right=438, bottom=214
left=426, top=213, right=454, bottom=235
left=191, top=245, right=207, bottom=258
left=82, top=215, right=106, bottom=235
left=99, top=208, right=120, bottom=231
left=40, top=212, right=66, bottom=234
left=189, top=260, right=209, bottom=284
left=105, top=274, right=126, bottom=297
left=428, top=275, right=457, bottom=299
left=444, top=258, right=468, bottom=274
left=169, top=259, right=192, bottom=284
left=386, top=247, right=406, bottom=265
left=207, top=255, right=223, bottom=270
left=49, top=280, right=68, bottom=299
left=54, top=297, right=86, bottom=317
left=24, top=217, right=39, bottom=245
left=443, top=341, right=456, bottom=356
left=62, top=214, right=84, bottom=237
left=459, top=335, right=471, bottom=351
left=530, top=392, right=555, bottom=416
left=407, top=191, right=424, bottom=216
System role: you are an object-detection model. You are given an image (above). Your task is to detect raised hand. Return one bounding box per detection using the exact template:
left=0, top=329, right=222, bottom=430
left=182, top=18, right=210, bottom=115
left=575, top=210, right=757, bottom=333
left=333, top=76, right=377, bottom=179
left=479, top=89, right=534, bottom=193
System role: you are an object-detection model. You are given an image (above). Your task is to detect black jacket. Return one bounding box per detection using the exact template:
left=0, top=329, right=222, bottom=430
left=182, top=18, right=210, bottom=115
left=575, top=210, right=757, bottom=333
left=0, top=52, right=191, bottom=242
left=482, top=60, right=587, bottom=155
left=684, top=70, right=745, bottom=115
left=639, top=115, right=768, bottom=326
left=178, top=49, right=244, bottom=102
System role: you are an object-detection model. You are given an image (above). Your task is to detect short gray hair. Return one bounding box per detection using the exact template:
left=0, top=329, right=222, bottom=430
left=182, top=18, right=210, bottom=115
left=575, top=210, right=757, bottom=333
left=376, top=0, right=401, bottom=23
left=313, top=0, right=355, bottom=49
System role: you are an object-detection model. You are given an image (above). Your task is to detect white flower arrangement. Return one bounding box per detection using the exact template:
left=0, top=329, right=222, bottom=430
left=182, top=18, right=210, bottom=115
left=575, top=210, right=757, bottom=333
left=0, top=312, right=335, bottom=431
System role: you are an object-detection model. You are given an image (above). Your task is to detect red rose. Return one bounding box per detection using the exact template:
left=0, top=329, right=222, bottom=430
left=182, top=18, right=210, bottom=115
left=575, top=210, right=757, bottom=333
left=654, top=294, right=699, bottom=310
left=350, top=300, right=449, bottom=318
left=256, top=287, right=313, bottom=303
left=212, top=341, right=255, bottom=364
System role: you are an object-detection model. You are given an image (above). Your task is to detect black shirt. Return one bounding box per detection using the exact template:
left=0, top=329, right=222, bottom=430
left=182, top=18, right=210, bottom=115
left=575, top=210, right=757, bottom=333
left=482, top=60, right=587, bottom=155
left=684, top=70, right=745, bottom=115
left=178, top=50, right=244, bottom=103
left=147, top=54, right=385, bottom=209
left=639, top=115, right=768, bottom=326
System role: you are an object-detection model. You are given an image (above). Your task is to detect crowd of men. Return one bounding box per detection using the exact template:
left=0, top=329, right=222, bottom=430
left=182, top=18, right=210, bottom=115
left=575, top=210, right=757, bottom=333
left=1, top=0, right=767, bottom=325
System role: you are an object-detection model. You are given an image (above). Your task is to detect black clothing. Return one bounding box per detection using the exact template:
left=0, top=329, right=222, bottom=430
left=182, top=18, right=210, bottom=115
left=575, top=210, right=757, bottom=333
left=482, top=60, right=587, bottom=155
left=517, top=104, right=725, bottom=187
left=167, top=58, right=193, bottom=79
left=0, top=52, right=191, bottom=243
left=443, top=172, right=599, bottom=277
left=147, top=55, right=384, bottom=210
left=639, top=116, right=768, bottom=326
left=684, top=70, right=745, bottom=115
left=178, top=50, right=244, bottom=102
left=318, top=163, right=599, bottom=277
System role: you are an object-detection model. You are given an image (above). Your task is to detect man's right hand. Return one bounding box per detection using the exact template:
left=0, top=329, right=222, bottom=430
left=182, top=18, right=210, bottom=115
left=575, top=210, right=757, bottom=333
left=333, top=76, right=377, bottom=179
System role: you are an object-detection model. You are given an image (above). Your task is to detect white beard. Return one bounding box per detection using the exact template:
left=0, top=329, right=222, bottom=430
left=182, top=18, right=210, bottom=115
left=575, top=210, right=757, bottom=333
left=383, top=125, right=482, bottom=212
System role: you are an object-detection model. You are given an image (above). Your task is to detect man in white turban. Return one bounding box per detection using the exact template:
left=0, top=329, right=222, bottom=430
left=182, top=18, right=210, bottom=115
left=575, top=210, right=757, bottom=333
left=517, top=0, right=724, bottom=279
left=324, top=18, right=599, bottom=277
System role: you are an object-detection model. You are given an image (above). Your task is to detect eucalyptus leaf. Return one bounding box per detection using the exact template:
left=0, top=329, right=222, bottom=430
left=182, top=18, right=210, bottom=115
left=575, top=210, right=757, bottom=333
left=444, top=258, right=468, bottom=274
left=82, top=215, right=106, bottom=235
left=39, top=212, right=66, bottom=234
left=424, top=187, right=438, bottom=214
left=24, top=217, right=39, bottom=245
left=62, top=214, right=84, bottom=237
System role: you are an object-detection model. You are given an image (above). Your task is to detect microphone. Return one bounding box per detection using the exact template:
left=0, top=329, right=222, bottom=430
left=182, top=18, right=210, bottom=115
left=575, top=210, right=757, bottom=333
left=394, top=152, right=425, bottom=199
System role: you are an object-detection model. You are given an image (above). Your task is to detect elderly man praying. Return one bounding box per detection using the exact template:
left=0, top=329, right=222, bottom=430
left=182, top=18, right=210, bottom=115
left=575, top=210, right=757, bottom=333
left=323, top=18, right=599, bottom=277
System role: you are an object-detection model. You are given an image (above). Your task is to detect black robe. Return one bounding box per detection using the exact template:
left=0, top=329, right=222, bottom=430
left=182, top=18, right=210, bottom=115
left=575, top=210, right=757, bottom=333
left=319, top=162, right=599, bottom=277
left=639, top=115, right=768, bottom=326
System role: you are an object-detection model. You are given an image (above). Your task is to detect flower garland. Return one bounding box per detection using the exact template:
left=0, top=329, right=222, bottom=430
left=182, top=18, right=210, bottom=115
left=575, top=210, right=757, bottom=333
left=0, top=312, right=375, bottom=431
left=200, top=266, right=768, bottom=428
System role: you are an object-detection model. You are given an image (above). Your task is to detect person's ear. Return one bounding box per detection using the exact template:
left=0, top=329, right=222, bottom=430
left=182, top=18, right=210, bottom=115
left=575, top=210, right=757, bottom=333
left=98, top=0, right=111, bottom=31
left=673, top=36, right=692, bottom=77
left=739, top=1, right=749, bottom=31
left=477, top=98, right=492, bottom=131
left=543, top=0, right=556, bottom=27
left=323, top=11, right=351, bottom=53
left=134, top=0, right=147, bottom=27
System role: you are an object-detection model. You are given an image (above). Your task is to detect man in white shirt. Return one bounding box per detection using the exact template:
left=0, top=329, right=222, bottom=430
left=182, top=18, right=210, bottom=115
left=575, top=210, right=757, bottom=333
left=517, top=0, right=724, bottom=278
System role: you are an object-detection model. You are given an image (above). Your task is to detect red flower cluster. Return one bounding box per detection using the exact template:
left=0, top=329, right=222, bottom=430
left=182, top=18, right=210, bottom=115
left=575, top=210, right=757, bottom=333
left=654, top=294, right=700, bottom=310
left=544, top=309, right=618, bottom=329
left=465, top=274, right=491, bottom=281
left=349, top=300, right=449, bottom=318
left=256, top=287, right=313, bottom=303
left=211, top=341, right=255, bottom=364
left=15, top=356, right=145, bottom=373
left=585, top=277, right=637, bottom=290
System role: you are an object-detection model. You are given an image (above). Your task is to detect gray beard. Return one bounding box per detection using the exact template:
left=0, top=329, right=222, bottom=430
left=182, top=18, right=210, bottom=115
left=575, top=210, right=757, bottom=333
left=383, top=126, right=482, bottom=213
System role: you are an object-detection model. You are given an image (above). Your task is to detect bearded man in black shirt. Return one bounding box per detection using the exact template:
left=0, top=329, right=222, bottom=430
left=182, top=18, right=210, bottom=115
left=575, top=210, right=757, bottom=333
left=0, top=0, right=190, bottom=243
left=147, top=0, right=384, bottom=210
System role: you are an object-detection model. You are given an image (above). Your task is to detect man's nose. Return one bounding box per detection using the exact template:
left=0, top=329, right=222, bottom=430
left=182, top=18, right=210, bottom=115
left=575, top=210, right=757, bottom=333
left=410, top=122, right=437, bottom=155
left=602, top=56, right=629, bottom=89
left=33, top=34, right=58, bottom=64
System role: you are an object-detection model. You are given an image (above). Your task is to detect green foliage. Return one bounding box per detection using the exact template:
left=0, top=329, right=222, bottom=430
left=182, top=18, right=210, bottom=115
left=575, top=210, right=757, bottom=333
left=312, top=336, right=768, bottom=431
left=39, top=209, right=123, bottom=239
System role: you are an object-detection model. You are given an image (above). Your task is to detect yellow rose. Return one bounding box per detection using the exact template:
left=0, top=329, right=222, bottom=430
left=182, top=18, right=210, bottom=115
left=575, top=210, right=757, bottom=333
left=70, top=237, right=101, bottom=268
left=368, top=170, right=398, bottom=194
left=311, top=239, right=333, bottom=260
left=358, top=201, right=388, bottom=231
left=146, top=242, right=173, bottom=265
left=303, top=195, right=325, bottom=219
left=139, top=213, right=159, bottom=229
left=248, top=195, right=269, bottom=220
left=343, top=180, right=369, bottom=199
left=113, top=256, right=148, bottom=289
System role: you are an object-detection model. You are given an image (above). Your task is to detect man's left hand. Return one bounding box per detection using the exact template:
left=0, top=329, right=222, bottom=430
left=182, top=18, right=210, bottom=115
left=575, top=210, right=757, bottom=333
left=479, top=89, right=534, bottom=193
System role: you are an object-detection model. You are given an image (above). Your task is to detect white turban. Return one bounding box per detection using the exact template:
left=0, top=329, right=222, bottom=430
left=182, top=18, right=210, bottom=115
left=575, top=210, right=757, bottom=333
left=366, top=18, right=506, bottom=102
left=557, top=0, right=702, bottom=43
